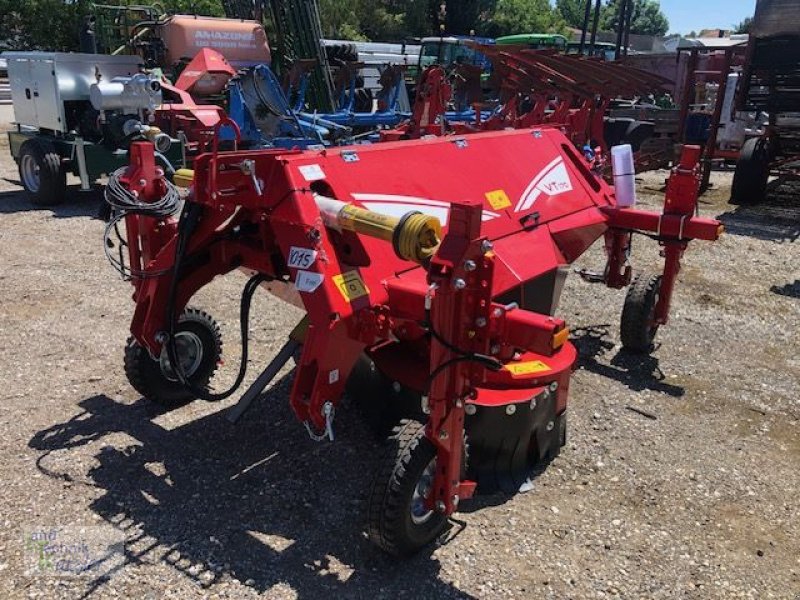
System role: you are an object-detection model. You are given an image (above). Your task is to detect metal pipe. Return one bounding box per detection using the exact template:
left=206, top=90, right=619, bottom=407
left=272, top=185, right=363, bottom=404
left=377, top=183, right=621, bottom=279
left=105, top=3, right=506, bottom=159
left=623, top=0, right=634, bottom=57
left=589, top=0, right=602, bottom=54
left=75, top=137, right=91, bottom=191
left=615, top=0, right=628, bottom=60
left=579, top=0, right=593, bottom=54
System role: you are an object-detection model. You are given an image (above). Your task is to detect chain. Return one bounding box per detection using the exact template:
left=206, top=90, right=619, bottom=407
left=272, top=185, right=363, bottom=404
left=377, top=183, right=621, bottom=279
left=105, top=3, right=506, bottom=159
left=303, top=401, right=335, bottom=442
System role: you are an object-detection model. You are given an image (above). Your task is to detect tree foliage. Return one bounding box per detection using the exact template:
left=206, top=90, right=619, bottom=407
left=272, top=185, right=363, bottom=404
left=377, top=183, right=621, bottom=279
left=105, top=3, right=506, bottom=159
left=556, top=0, right=591, bottom=29
left=0, top=0, right=605, bottom=52
left=733, top=17, right=752, bottom=34
left=601, top=0, right=669, bottom=37
left=482, top=0, right=567, bottom=37
left=0, top=0, right=225, bottom=51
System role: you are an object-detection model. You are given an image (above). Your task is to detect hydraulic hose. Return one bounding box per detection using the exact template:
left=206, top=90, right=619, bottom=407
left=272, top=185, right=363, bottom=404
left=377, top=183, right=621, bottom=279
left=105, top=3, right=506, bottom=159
left=164, top=201, right=268, bottom=402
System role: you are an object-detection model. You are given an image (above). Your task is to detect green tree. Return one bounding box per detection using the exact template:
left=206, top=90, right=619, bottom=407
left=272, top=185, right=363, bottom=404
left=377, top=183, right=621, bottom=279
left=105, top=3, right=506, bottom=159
left=441, top=0, right=496, bottom=35
left=601, top=0, right=669, bottom=37
left=733, top=16, right=752, bottom=34
left=481, top=0, right=566, bottom=38
left=167, top=0, right=224, bottom=17
left=556, top=0, right=591, bottom=29
left=403, top=0, right=436, bottom=37
left=319, top=0, right=364, bottom=39
left=0, top=0, right=92, bottom=51
left=0, top=0, right=227, bottom=52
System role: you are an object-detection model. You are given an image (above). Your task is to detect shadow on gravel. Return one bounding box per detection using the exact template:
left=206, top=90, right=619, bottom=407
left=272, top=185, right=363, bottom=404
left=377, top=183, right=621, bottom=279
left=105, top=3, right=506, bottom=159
left=771, top=280, right=800, bottom=299
left=718, top=179, right=800, bottom=243
left=29, top=382, right=475, bottom=599
left=571, top=325, right=684, bottom=398
left=0, top=184, right=103, bottom=218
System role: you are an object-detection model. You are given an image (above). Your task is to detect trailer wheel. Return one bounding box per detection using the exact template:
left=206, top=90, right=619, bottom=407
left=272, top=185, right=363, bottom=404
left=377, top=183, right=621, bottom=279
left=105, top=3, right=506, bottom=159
left=18, top=139, right=66, bottom=206
left=620, top=273, right=662, bottom=353
left=731, top=137, right=771, bottom=205
left=124, top=308, right=222, bottom=408
left=367, top=419, right=447, bottom=557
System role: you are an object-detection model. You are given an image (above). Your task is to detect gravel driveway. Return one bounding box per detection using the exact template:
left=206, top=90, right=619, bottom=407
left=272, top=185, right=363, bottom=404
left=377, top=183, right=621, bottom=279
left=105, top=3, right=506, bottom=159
left=0, top=127, right=798, bottom=599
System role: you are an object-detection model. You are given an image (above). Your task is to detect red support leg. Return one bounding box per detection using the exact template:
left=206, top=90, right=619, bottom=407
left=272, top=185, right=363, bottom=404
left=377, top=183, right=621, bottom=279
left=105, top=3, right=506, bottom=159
left=653, top=241, right=687, bottom=326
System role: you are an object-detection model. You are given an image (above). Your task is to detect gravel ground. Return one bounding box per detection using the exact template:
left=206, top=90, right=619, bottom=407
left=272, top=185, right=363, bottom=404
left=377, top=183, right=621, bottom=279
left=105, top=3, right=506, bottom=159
left=0, top=125, right=798, bottom=599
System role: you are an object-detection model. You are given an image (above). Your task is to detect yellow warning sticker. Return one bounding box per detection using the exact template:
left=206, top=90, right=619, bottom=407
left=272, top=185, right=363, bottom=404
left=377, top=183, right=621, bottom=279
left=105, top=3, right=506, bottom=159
left=485, top=189, right=512, bottom=210
left=506, top=360, right=552, bottom=377
left=333, top=271, right=370, bottom=302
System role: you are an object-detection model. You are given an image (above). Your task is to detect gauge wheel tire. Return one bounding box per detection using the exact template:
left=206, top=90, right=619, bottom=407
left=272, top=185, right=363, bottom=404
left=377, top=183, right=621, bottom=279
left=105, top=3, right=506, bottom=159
left=124, top=308, right=222, bottom=409
left=731, top=137, right=771, bottom=205
left=18, top=139, right=66, bottom=207
left=620, top=273, right=662, bottom=353
left=367, top=419, right=448, bottom=557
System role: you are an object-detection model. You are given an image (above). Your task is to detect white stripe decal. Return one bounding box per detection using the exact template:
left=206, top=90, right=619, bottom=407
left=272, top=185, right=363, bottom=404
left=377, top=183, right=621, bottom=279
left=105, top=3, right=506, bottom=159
left=515, top=156, right=567, bottom=213
left=351, top=193, right=450, bottom=207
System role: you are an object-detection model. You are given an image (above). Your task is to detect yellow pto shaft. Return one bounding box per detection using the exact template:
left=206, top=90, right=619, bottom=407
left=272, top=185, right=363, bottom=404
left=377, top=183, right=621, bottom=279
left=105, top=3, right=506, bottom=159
left=314, top=194, right=441, bottom=264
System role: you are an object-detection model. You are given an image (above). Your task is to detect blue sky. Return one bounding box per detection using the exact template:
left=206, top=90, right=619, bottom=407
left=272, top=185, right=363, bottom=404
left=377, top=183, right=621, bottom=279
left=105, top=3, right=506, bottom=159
left=659, top=0, right=756, bottom=34
left=552, top=1, right=757, bottom=35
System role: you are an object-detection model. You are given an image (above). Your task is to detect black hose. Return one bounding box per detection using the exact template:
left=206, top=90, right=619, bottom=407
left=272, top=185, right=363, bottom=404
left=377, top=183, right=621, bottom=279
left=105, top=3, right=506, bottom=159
left=103, top=167, right=181, bottom=280
left=164, top=201, right=268, bottom=402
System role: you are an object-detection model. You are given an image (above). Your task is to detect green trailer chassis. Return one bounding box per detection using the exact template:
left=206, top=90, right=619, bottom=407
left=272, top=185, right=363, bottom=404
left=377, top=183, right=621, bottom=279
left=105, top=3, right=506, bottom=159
left=8, top=128, right=184, bottom=189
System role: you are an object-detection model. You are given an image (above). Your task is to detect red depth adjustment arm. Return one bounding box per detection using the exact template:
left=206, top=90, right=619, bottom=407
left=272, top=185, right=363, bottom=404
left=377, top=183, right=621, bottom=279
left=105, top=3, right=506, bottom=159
left=602, top=145, right=724, bottom=325
left=424, top=200, right=498, bottom=516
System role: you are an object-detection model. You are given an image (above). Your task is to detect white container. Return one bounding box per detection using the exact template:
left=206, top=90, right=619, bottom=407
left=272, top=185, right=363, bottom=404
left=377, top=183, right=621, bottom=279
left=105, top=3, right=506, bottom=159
left=611, top=144, right=637, bottom=208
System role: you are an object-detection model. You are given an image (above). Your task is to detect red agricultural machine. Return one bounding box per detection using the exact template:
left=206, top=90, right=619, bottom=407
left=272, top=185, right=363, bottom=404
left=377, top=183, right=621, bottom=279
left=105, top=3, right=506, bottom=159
left=381, top=49, right=671, bottom=175
left=105, top=121, right=721, bottom=556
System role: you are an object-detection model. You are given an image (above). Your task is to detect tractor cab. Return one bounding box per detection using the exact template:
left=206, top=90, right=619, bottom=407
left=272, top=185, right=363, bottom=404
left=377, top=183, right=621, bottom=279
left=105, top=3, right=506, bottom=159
left=567, top=41, right=617, bottom=60
left=418, top=35, right=495, bottom=72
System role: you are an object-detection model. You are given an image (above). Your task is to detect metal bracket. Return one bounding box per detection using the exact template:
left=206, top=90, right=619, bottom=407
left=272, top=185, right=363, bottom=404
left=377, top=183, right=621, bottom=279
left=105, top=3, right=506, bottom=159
left=227, top=338, right=300, bottom=423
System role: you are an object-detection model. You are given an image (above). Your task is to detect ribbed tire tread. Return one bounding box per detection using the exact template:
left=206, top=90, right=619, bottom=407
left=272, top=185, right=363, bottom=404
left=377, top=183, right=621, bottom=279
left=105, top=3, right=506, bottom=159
left=620, top=273, right=662, bottom=353
left=367, top=419, right=446, bottom=557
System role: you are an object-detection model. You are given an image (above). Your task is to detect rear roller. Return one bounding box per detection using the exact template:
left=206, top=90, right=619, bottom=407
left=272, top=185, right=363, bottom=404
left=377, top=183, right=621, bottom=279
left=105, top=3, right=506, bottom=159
left=124, top=308, right=222, bottom=408
left=620, top=273, right=662, bottom=353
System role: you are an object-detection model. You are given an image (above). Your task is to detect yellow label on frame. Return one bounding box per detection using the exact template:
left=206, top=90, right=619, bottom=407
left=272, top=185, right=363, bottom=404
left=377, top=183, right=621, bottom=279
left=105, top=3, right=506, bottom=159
left=333, top=271, right=370, bottom=302
left=485, top=189, right=512, bottom=210
left=506, top=360, right=552, bottom=377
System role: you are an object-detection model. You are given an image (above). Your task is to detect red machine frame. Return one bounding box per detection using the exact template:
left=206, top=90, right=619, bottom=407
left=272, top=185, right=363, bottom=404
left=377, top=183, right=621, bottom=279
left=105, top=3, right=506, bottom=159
left=113, top=125, right=721, bottom=555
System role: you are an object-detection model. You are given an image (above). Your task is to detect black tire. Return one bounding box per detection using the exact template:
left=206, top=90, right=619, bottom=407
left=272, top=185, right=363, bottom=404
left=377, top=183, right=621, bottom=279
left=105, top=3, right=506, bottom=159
left=622, top=120, right=655, bottom=152
left=124, top=308, right=222, bottom=408
left=620, top=273, right=662, bottom=353
left=352, top=87, right=373, bottom=113
left=325, top=42, right=358, bottom=63
left=18, top=139, right=66, bottom=206
left=731, top=137, right=771, bottom=205
left=367, top=420, right=448, bottom=557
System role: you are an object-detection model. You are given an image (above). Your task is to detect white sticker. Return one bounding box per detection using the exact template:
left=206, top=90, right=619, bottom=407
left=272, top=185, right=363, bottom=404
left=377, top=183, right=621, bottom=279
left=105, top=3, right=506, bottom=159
left=295, top=270, right=325, bottom=293
left=298, top=164, right=326, bottom=182
left=287, top=246, right=318, bottom=269
left=328, top=369, right=340, bottom=384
